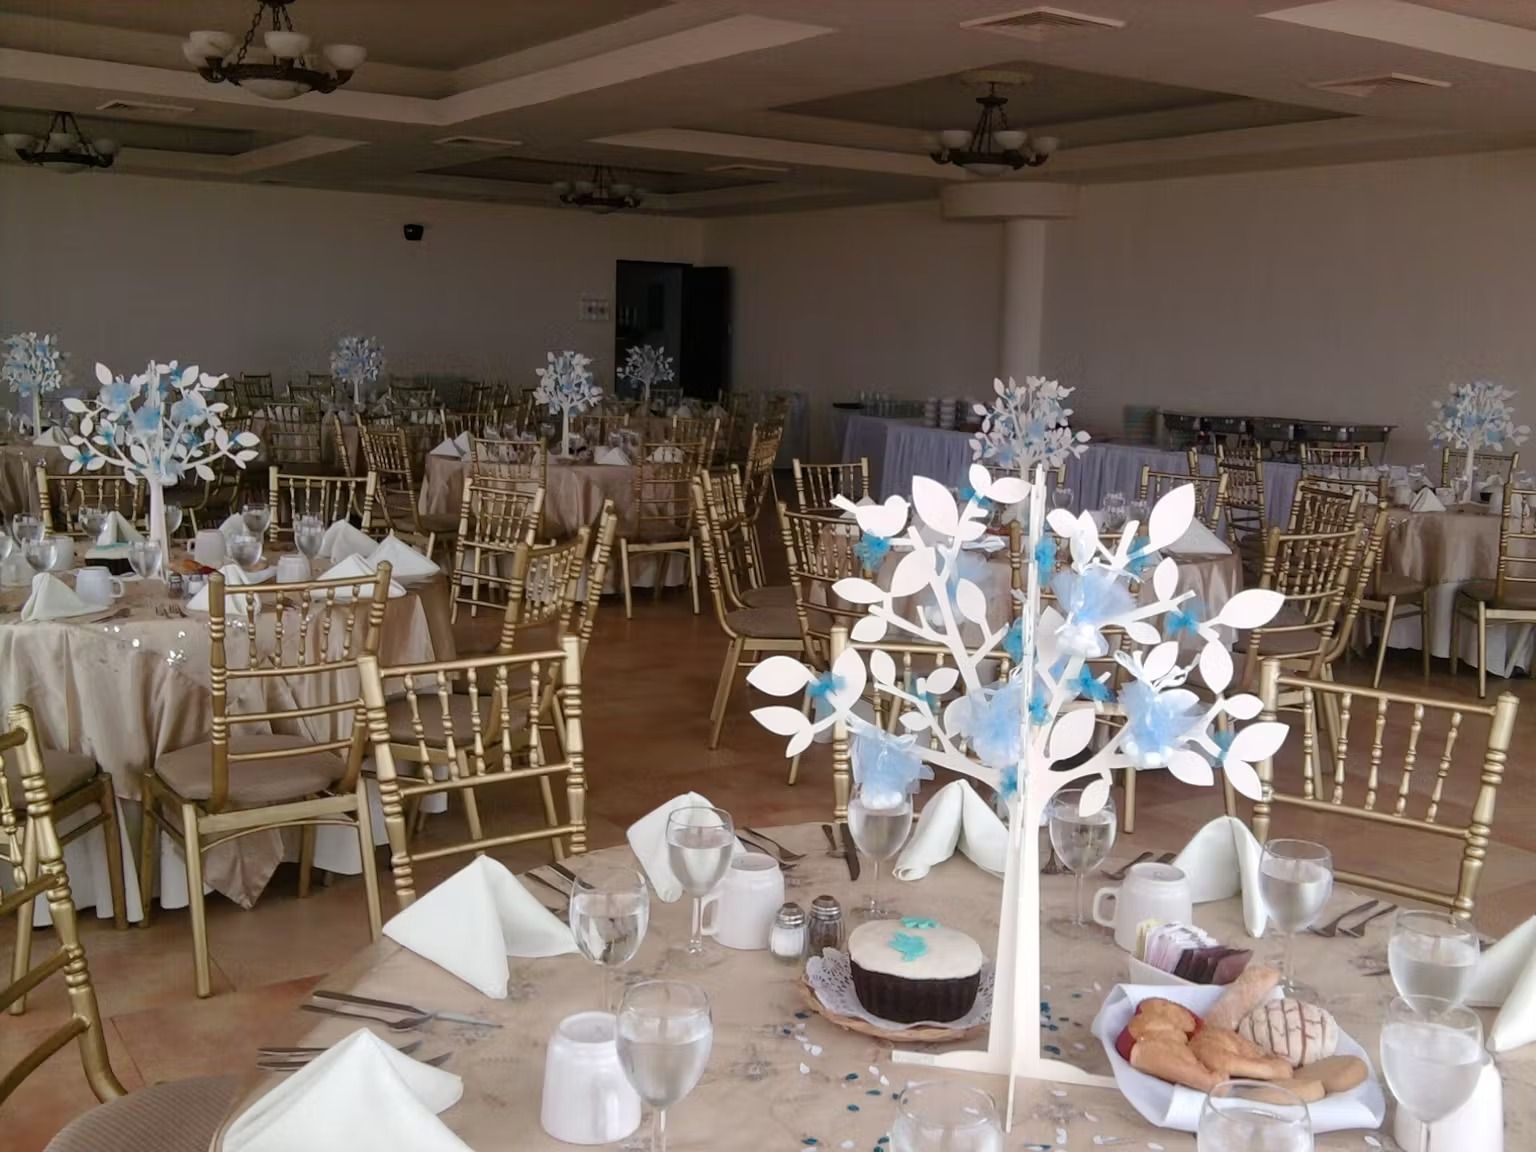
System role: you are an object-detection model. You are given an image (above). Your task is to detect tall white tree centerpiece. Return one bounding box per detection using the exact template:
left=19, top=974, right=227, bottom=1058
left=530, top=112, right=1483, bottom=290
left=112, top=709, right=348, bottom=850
left=1426, top=380, right=1529, bottom=500
left=620, top=344, right=675, bottom=410
left=972, top=375, right=1091, bottom=477
left=331, top=335, right=386, bottom=409
left=61, top=362, right=260, bottom=558
left=534, top=350, right=602, bottom=457
left=748, top=464, right=1289, bottom=1126
left=3, top=332, right=66, bottom=435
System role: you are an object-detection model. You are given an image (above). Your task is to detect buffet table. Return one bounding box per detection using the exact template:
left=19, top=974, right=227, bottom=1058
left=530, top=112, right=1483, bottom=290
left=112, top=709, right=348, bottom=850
left=213, top=822, right=1535, bottom=1151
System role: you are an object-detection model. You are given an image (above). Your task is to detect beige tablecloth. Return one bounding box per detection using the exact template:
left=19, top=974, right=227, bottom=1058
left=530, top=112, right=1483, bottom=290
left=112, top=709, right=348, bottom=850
left=215, top=822, right=1535, bottom=1151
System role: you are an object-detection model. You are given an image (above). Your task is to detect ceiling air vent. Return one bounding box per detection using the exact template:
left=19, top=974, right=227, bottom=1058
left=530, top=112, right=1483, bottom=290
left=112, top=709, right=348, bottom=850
left=1309, top=73, right=1451, bottom=98
left=95, top=98, right=196, bottom=117
left=432, top=135, right=522, bottom=150
left=960, top=6, right=1125, bottom=42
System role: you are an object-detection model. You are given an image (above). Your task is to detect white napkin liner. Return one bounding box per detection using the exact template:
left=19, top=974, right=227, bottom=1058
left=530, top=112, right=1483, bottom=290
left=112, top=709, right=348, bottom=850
left=95, top=511, right=142, bottom=546
left=806, top=948, right=993, bottom=1032
left=1170, top=815, right=1267, bottom=938
left=1168, top=519, right=1230, bottom=557
left=1411, top=488, right=1447, bottom=513
left=625, top=791, right=746, bottom=904
left=20, top=572, right=97, bottom=621
left=369, top=533, right=440, bottom=580
left=320, top=520, right=375, bottom=563
left=318, top=553, right=407, bottom=599
left=893, top=780, right=1007, bottom=881
left=1467, top=915, right=1536, bottom=1052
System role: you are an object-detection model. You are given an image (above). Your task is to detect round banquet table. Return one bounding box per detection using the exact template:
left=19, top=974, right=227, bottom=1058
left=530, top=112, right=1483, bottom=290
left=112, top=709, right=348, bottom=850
left=211, top=822, right=1535, bottom=1151
left=0, top=563, right=447, bottom=911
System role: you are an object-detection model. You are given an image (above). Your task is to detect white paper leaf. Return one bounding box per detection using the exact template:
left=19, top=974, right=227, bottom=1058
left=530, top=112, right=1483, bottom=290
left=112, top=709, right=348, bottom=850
left=854, top=496, right=910, bottom=538
left=1142, top=641, right=1181, bottom=682
left=1223, top=758, right=1263, bottom=801
left=899, top=712, right=929, bottom=733
left=195, top=463, right=215, bottom=482
left=968, top=464, right=992, bottom=499
left=786, top=725, right=815, bottom=760
left=851, top=615, right=888, bottom=643
left=955, top=579, right=988, bottom=626
left=1224, top=694, right=1262, bottom=720
left=831, top=646, right=867, bottom=704
left=831, top=577, right=885, bottom=606
left=1046, top=508, right=1078, bottom=538
left=1079, top=776, right=1112, bottom=817
left=1152, top=557, right=1179, bottom=603
left=1124, top=621, right=1161, bottom=646
left=1216, top=589, right=1285, bottom=630
left=889, top=548, right=935, bottom=598
left=924, top=666, right=959, bottom=696
left=1147, top=484, right=1195, bottom=550
left=868, top=649, right=897, bottom=688
left=942, top=695, right=970, bottom=739
left=752, top=705, right=809, bottom=737
left=62, top=397, right=87, bottom=413
left=955, top=517, right=988, bottom=543
left=94, top=362, right=112, bottom=386
left=911, top=476, right=959, bottom=536
left=990, top=476, right=1028, bottom=505
left=236, top=431, right=260, bottom=448
left=1227, top=720, right=1287, bottom=763
left=1048, top=708, right=1096, bottom=763
left=1199, top=641, right=1233, bottom=695
left=746, top=656, right=814, bottom=697
left=1168, top=749, right=1214, bottom=787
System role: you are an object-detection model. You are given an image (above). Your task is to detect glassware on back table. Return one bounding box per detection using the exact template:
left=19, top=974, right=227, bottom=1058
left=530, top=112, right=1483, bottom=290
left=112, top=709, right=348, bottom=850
left=1389, top=910, right=1479, bottom=1006
left=294, top=515, right=325, bottom=562
left=891, top=1082, right=1004, bottom=1152
left=1050, top=486, right=1074, bottom=514
left=127, top=539, right=162, bottom=581
left=1047, top=786, right=1117, bottom=937
left=23, top=535, right=61, bottom=575
left=664, top=806, right=734, bottom=957
left=11, top=514, right=43, bottom=550
left=615, top=981, right=712, bottom=1152
left=1380, top=995, right=1485, bottom=1127
left=1101, top=491, right=1127, bottom=531
left=1257, top=839, right=1332, bottom=998
left=77, top=505, right=107, bottom=543
left=241, top=500, right=272, bottom=538
left=228, top=532, right=262, bottom=571
left=568, top=861, right=650, bottom=1011
left=163, top=502, right=184, bottom=538
left=847, top=779, right=913, bottom=921
left=1197, top=1079, right=1313, bottom=1152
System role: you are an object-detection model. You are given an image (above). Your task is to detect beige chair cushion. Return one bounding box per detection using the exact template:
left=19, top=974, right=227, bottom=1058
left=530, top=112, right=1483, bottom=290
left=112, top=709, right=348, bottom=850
left=741, top=584, right=795, bottom=609
left=386, top=691, right=529, bottom=745
left=1371, top=571, right=1427, bottom=598
left=3, top=748, right=98, bottom=805
left=418, top=510, right=459, bottom=535
left=155, top=734, right=348, bottom=806
left=45, top=1075, right=239, bottom=1152
left=725, top=605, right=801, bottom=640
left=1459, top=578, right=1536, bottom=610
left=1233, top=604, right=1327, bottom=657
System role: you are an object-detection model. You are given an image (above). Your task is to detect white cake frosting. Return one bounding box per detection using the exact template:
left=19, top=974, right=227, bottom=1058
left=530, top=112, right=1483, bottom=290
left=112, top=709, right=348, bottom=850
left=847, top=919, right=983, bottom=980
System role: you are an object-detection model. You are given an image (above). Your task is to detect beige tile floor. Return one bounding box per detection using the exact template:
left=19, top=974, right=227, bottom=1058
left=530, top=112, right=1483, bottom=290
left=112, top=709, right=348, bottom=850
left=5, top=578, right=1536, bottom=1148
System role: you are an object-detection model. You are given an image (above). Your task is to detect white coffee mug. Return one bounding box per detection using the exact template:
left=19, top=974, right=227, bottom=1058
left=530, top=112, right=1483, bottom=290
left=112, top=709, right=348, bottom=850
left=700, top=853, right=785, bottom=950
left=275, top=554, right=310, bottom=584
left=74, top=567, right=126, bottom=606
left=193, top=529, right=227, bottom=568
left=1092, top=862, right=1194, bottom=953
left=539, top=1011, right=641, bottom=1145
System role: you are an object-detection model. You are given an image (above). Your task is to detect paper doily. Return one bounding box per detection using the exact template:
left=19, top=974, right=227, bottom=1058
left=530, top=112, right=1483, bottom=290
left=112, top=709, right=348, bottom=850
left=804, top=949, right=993, bottom=1040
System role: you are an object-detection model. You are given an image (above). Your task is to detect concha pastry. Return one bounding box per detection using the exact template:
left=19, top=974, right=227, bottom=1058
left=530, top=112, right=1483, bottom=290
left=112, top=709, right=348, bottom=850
left=1237, top=998, right=1339, bottom=1067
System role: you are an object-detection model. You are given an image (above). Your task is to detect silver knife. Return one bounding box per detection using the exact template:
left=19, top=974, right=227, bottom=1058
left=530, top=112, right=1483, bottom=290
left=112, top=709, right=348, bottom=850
left=837, top=821, right=861, bottom=882
left=312, top=989, right=502, bottom=1028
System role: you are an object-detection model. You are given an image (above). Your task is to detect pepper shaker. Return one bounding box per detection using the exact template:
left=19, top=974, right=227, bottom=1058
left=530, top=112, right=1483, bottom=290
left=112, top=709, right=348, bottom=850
left=807, top=894, right=845, bottom=958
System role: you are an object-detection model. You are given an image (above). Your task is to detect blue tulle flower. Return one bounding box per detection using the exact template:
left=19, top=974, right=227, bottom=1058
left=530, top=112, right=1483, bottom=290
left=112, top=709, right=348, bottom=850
left=1126, top=536, right=1157, bottom=579
left=1003, top=619, right=1024, bottom=664
left=808, top=671, right=844, bottom=702
left=1119, top=680, right=1200, bottom=770
left=1166, top=597, right=1205, bottom=639
left=1034, top=536, right=1057, bottom=572
left=852, top=729, right=930, bottom=808
left=1052, top=567, right=1135, bottom=657
left=999, top=763, right=1019, bottom=801
left=854, top=531, right=891, bottom=574
left=1028, top=687, right=1050, bottom=726
left=98, top=374, right=137, bottom=412
left=967, top=682, right=1024, bottom=772
left=1211, top=727, right=1235, bottom=760
left=959, top=483, right=991, bottom=512
left=1071, top=666, right=1113, bottom=703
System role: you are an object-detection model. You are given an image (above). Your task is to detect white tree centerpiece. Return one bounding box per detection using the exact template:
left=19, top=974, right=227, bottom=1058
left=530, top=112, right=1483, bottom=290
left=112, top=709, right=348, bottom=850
left=534, top=350, right=602, bottom=457
left=61, top=362, right=260, bottom=557
left=3, top=332, right=66, bottom=435
left=972, top=375, right=1091, bottom=478
left=330, top=335, right=385, bottom=409
left=1427, top=380, right=1529, bottom=500
left=748, top=464, right=1288, bottom=1125
left=620, top=344, right=675, bottom=410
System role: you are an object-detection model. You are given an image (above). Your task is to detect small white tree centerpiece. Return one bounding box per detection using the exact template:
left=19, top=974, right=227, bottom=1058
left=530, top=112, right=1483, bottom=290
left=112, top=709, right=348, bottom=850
left=3, top=332, right=66, bottom=434
left=534, top=350, right=602, bottom=457
left=620, top=344, right=675, bottom=410
left=972, top=375, right=1091, bottom=477
left=61, top=362, right=260, bottom=557
left=330, top=335, right=386, bottom=409
left=1426, top=380, right=1529, bottom=501
left=748, top=464, right=1288, bottom=1125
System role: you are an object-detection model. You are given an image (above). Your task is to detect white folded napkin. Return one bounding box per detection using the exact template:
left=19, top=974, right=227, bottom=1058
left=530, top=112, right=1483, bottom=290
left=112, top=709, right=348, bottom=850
left=593, top=446, right=631, bottom=466
left=221, top=1029, right=470, bottom=1152
left=383, top=857, right=575, bottom=998
left=674, top=403, right=695, bottom=419
left=219, top=513, right=248, bottom=537
left=1467, top=915, right=1536, bottom=1052
left=369, top=533, right=440, bottom=580
left=648, top=445, right=685, bottom=464
left=320, top=519, right=375, bottom=562
left=453, top=431, right=470, bottom=454
left=186, top=564, right=261, bottom=614
left=626, top=792, right=745, bottom=903
left=20, top=573, right=96, bottom=621
left=893, top=780, right=1007, bottom=881
left=429, top=437, right=461, bottom=459
left=32, top=426, right=65, bottom=447
left=1170, top=815, right=1267, bottom=937
left=94, top=511, right=142, bottom=546
left=318, top=552, right=407, bottom=599
left=1169, top=518, right=1230, bottom=557
left=1411, top=487, right=1446, bottom=513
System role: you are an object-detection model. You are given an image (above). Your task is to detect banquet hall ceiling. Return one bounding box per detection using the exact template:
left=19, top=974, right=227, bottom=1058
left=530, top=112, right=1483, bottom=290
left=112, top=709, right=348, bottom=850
left=2, top=0, right=1535, bottom=215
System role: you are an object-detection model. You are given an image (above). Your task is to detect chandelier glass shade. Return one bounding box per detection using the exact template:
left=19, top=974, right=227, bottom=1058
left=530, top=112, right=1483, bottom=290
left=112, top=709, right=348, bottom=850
left=930, top=84, right=1058, bottom=175
left=552, top=167, right=645, bottom=213
left=3, top=112, right=117, bottom=173
left=183, top=0, right=364, bottom=101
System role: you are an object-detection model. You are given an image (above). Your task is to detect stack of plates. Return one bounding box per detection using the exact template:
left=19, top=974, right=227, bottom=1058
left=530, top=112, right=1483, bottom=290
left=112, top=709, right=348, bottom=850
left=923, top=398, right=941, bottom=427
left=939, top=397, right=960, bottom=430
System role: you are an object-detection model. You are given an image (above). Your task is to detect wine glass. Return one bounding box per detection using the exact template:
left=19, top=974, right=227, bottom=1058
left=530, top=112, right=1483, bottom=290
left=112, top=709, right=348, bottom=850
left=1258, top=839, right=1333, bottom=998
left=127, top=540, right=163, bottom=581
left=11, top=514, right=43, bottom=550
left=23, top=535, right=61, bottom=576
left=847, top=780, right=913, bottom=921
left=163, top=502, right=184, bottom=538
left=664, top=806, right=734, bottom=958
left=76, top=505, right=107, bottom=543
left=1409, top=463, right=1428, bottom=492
left=1197, top=1080, right=1313, bottom=1152
left=1101, top=492, right=1127, bottom=532
left=1126, top=498, right=1151, bottom=533
left=891, top=1082, right=1004, bottom=1152
left=1389, top=910, right=1480, bottom=1006
left=615, top=981, right=712, bottom=1152
left=1050, top=486, right=1074, bottom=513
left=228, top=532, right=262, bottom=571
left=294, top=515, right=325, bottom=563
left=1380, top=996, right=1485, bottom=1127
left=241, top=500, right=272, bottom=539
left=568, top=862, right=650, bottom=1011
left=1047, top=787, right=1117, bottom=937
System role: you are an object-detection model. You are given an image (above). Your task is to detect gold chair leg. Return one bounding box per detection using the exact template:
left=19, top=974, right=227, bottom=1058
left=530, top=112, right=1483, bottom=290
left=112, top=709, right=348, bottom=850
left=355, top=784, right=382, bottom=940
left=297, top=823, right=316, bottom=899
left=181, top=804, right=213, bottom=999
left=709, top=638, right=743, bottom=749
left=137, top=778, right=159, bottom=929
left=1477, top=603, right=1488, bottom=700
left=1420, top=596, right=1432, bottom=680
left=9, top=821, right=37, bottom=1015
left=458, top=752, right=486, bottom=846
left=1450, top=603, right=1460, bottom=676
left=1372, top=596, right=1397, bottom=688
left=688, top=540, right=700, bottom=615
left=620, top=541, right=633, bottom=619
left=96, top=776, right=127, bottom=930
left=786, top=685, right=813, bottom=786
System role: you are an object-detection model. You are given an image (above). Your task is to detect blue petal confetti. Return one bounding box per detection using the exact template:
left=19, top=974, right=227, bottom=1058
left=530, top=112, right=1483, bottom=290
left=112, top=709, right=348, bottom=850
left=1028, top=687, right=1050, bottom=727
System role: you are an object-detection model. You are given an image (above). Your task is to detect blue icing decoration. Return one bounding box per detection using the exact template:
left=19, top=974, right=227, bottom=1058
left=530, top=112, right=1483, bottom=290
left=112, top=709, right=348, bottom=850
left=900, top=917, right=936, bottom=929
left=888, top=932, right=928, bottom=962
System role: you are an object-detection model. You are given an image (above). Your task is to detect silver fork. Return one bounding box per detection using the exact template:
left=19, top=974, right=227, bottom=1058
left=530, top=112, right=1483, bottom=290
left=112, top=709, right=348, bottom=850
left=1101, top=852, right=1156, bottom=882
left=740, top=827, right=806, bottom=863
left=1340, top=902, right=1396, bottom=938
left=257, top=1039, right=423, bottom=1061
left=1307, top=899, right=1378, bottom=938
left=300, top=1003, right=437, bottom=1031
left=736, top=833, right=801, bottom=869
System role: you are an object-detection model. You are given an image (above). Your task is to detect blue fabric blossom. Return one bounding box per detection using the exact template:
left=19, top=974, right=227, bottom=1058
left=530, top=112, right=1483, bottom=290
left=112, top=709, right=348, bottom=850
left=1028, top=687, right=1050, bottom=727
left=98, top=374, right=137, bottom=411
left=1034, top=536, right=1057, bottom=573
left=967, top=682, right=1024, bottom=772
left=1052, top=567, right=1135, bottom=657
left=129, top=404, right=161, bottom=437
left=808, top=671, right=843, bottom=702
left=959, top=483, right=991, bottom=512
left=169, top=393, right=208, bottom=426
left=1166, top=597, right=1205, bottom=639
left=1119, top=680, right=1200, bottom=770
left=1126, top=536, right=1157, bottom=579
left=1003, top=619, right=1024, bottom=664
left=1071, top=666, right=1113, bottom=703
left=852, top=729, right=930, bottom=808
left=854, top=532, right=891, bottom=574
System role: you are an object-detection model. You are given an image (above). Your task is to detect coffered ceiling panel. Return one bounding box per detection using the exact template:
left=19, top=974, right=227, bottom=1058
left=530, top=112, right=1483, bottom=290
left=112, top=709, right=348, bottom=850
left=423, top=154, right=768, bottom=195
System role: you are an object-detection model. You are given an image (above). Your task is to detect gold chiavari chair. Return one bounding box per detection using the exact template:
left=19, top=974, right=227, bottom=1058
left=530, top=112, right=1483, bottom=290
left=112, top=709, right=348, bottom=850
left=234, top=373, right=274, bottom=409
left=702, top=469, right=792, bottom=611
left=671, top=415, right=720, bottom=462
left=1359, top=514, right=1431, bottom=688
left=441, top=409, right=481, bottom=441
left=357, top=637, right=587, bottom=905
left=371, top=408, right=440, bottom=464
left=468, top=435, right=548, bottom=493
left=1285, top=477, right=1363, bottom=536
left=35, top=466, right=143, bottom=535
left=1215, top=447, right=1266, bottom=571
left=138, top=567, right=390, bottom=997
left=695, top=481, right=804, bottom=750
left=1138, top=466, right=1228, bottom=532
left=617, top=440, right=705, bottom=619
left=1442, top=446, right=1519, bottom=488
left=387, top=378, right=438, bottom=412
left=359, top=421, right=460, bottom=560
left=792, top=457, right=870, bottom=511
left=1300, top=443, right=1372, bottom=470
left=265, top=466, right=376, bottom=542
left=286, top=377, right=331, bottom=410
left=1451, top=479, right=1536, bottom=698
left=576, top=408, right=631, bottom=448
left=1252, top=659, right=1518, bottom=920
left=648, top=386, right=683, bottom=412
left=263, top=401, right=328, bottom=469
left=326, top=411, right=360, bottom=475
left=452, top=476, right=545, bottom=633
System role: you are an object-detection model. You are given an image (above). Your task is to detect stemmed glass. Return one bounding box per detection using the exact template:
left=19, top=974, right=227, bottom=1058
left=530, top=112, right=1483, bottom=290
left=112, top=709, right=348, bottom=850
left=615, top=981, right=712, bottom=1152
left=1126, top=498, right=1151, bottom=534
left=163, top=502, right=184, bottom=539
left=1101, top=491, right=1127, bottom=532
left=568, top=861, right=650, bottom=1011
left=1047, top=787, right=1117, bottom=937
left=664, top=806, right=734, bottom=959
left=11, top=514, right=44, bottom=551
left=1258, top=839, right=1333, bottom=998
left=76, top=505, right=107, bottom=544
left=23, top=535, right=62, bottom=576
left=1389, top=910, right=1480, bottom=1005
left=241, top=501, right=272, bottom=540
left=127, top=540, right=163, bottom=581
left=1050, top=486, right=1074, bottom=514
left=228, top=532, right=263, bottom=572
left=1197, top=1080, right=1313, bottom=1152
left=847, top=779, right=913, bottom=921
left=891, top=1082, right=1004, bottom=1152
left=1380, top=996, right=1486, bottom=1129
left=294, top=515, right=325, bottom=567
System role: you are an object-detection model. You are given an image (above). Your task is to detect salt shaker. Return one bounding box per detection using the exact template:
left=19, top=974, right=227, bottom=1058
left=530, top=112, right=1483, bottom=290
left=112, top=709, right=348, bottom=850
left=770, top=903, right=807, bottom=965
left=807, top=895, right=845, bottom=958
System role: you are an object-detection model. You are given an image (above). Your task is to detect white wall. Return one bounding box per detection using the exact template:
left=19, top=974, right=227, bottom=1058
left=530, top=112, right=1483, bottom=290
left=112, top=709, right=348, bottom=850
left=704, top=199, right=1003, bottom=459
left=1043, top=149, right=1536, bottom=464
left=0, top=168, right=704, bottom=389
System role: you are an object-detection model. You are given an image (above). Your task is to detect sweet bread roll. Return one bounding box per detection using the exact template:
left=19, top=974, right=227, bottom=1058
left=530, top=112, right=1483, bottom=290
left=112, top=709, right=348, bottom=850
left=1128, top=997, right=1200, bottom=1041
left=1291, top=1054, right=1368, bottom=1096
left=1189, top=1027, right=1293, bottom=1081
left=1205, top=965, right=1282, bottom=1032
left=1129, top=1036, right=1221, bottom=1093
left=1238, top=999, right=1339, bottom=1067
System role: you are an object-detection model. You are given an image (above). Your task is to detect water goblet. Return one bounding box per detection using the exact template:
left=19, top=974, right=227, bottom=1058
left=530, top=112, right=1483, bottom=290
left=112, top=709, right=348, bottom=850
left=228, top=532, right=262, bottom=571
left=664, top=806, right=734, bottom=959
left=1126, top=498, right=1151, bottom=532
left=568, top=861, right=650, bottom=1011
left=11, top=514, right=43, bottom=550
left=847, top=779, right=913, bottom=921
left=1047, top=787, right=1117, bottom=938
left=1197, top=1080, right=1312, bottom=1152
left=1101, top=491, right=1128, bottom=532
left=1258, top=839, right=1333, bottom=998
left=241, top=501, right=272, bottom=539
left=294, top=515, right=325, bottom=562
left=615, top=981, right=712, bottom=1152
left=163, top=502, right=184, bottom=538
left=1050, top=486, right=1074, bottom=514
left=1389, top=910, right=1480, bottom=1006
left=1380, top=995, right=1485, bottom=1128
left=127, top=540, right=163, bottom=581
left=23, top=535, right=61, bottom=576
left=76, top=505, right=108, bottom=543
left=891, top=1082, right=1004, bottom=1152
